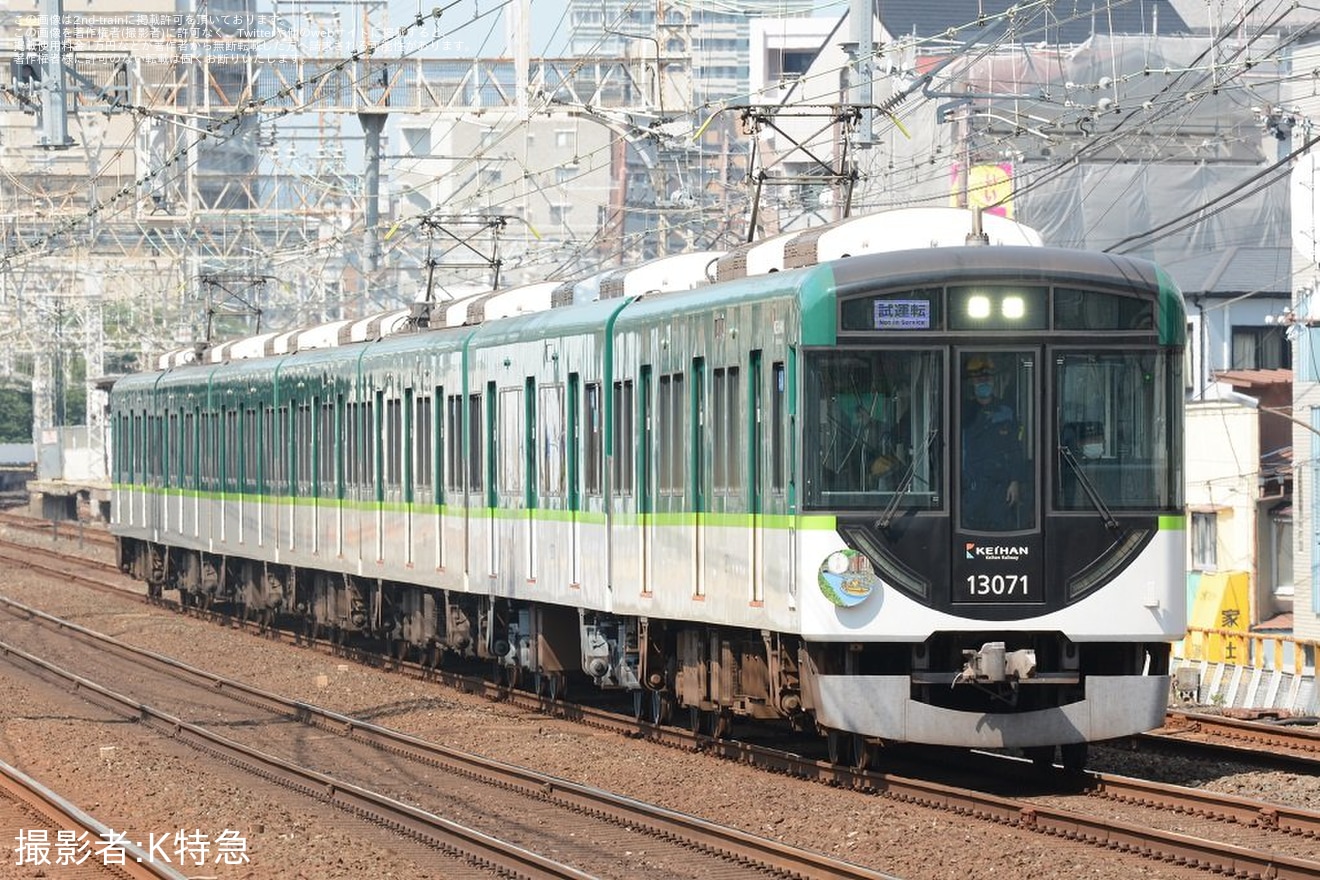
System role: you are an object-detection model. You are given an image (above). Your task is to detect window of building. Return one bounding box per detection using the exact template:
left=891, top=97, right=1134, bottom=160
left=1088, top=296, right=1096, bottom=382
left=1191, top=511, right=1218, bottom=571
left=1231, top=325, right=1290, bottom=370
left=1267, top=503, right=1293, bottom=598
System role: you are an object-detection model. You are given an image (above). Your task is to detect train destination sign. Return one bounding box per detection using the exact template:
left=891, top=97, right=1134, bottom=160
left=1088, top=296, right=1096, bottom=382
left=873, top=298, right=931, bottom=329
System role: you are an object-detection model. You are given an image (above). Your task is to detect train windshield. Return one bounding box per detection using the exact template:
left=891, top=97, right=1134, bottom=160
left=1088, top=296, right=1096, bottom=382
left=958, top=350, right=1037, bottom=532
left=803, top=350, right=943, bottom=511
left=1054, top=350, right=1181, bottom=511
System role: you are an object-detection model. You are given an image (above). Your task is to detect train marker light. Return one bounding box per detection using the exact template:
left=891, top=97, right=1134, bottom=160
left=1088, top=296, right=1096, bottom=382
left=966, top=295, right=991, bottom=319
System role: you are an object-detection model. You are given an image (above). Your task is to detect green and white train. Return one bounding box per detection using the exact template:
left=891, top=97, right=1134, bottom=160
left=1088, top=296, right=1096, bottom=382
left=111, top=208, right=1186, bottom=767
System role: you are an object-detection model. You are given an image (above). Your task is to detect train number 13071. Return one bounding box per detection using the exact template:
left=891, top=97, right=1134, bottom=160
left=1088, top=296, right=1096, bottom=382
left=964, top=574, right=1028, bottom=597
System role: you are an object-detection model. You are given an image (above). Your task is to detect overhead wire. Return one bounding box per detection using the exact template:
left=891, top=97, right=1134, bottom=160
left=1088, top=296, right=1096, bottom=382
left=3, top=0, right=1311, bottom=285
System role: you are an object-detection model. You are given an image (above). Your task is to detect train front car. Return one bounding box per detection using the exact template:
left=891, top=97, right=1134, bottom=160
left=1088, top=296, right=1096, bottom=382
left=798, top=246, right=1186, bottom=767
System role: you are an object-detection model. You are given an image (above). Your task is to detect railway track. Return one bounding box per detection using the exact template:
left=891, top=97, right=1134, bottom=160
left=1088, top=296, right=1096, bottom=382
left=0, top=594, right=892, bottom=880
left=4, top=528, right=1320, bottom=878
left=0, top=758, right=189, bottom=880
left=1137, top=711, right=1320, bottom=771
left=0, top=509, right=116, bottom=549
left=3, top=526, right=1315, bottom=774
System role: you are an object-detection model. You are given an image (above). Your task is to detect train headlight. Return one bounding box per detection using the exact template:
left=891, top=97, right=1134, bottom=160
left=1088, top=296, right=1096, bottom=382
left=1001, top=296, right=1025, bottom=319
left=966, top=295, right=991, bottom=319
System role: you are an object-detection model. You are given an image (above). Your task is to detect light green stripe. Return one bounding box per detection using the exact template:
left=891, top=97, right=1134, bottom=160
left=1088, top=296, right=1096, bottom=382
left=115, top=485, right=833, bottom=530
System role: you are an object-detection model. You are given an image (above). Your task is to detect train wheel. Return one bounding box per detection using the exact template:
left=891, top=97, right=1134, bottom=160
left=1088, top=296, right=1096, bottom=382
left=852, top=735, right=874, bottom=771
left=1060, top=742, right=1088, bottom=771
left=650, top=691, right=673, bottom=725
left=711, top=709, right=733, bottom=740
left=688, top=706, right=705, bottom=735
left=827, top=729, right=847, bottom=765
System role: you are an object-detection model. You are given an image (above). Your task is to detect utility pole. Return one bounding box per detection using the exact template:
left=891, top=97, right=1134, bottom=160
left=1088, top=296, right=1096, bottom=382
left=36, top=0, right=73, bottom=149
left=847, top=0, right=874, bottom=147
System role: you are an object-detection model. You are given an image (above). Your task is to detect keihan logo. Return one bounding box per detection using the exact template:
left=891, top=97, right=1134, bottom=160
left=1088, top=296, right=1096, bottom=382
left=965, top=542, right=1029, bottom=561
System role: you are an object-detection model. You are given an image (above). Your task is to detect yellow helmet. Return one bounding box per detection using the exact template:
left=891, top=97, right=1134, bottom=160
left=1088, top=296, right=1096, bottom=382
left=966, top=355, right=995, bottom=376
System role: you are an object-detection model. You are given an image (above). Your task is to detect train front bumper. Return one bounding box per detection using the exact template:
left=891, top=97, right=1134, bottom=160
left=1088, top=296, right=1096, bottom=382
left=806, top=673, right=1169, bottom=747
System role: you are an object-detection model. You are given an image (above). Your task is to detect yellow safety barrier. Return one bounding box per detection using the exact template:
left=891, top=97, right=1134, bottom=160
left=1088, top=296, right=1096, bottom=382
left=1177, top=625, right=1316, bottom=676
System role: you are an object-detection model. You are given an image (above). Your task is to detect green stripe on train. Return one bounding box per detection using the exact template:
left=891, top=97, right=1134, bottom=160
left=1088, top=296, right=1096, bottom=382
left=113, top=485, right=838, bottom=531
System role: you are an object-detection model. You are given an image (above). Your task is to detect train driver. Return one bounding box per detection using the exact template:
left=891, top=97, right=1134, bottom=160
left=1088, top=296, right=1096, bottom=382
left=961, top=355, right=1026, bottom=530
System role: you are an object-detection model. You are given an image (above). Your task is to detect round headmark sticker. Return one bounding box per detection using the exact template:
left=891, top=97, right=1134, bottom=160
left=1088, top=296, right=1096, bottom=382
left=817, top=549, right=877, bottom=607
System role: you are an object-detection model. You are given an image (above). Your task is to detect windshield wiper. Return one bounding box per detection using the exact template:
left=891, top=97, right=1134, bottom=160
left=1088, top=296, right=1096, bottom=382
left=878, top=427, right=938, bottom=530
left=1059, top=445, right=1121, bottom=533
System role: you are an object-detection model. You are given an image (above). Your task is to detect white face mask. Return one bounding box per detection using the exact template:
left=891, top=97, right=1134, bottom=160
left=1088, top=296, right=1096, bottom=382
left=1082, top=442, right=1104, bottom=459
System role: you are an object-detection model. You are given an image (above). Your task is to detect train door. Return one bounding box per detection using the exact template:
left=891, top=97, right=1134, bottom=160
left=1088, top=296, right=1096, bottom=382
left=460, top=390, right=479, bottom=579
left=185, top=406, right=199, bottom=539
left=165, top=410, right=178, bottom=536
left=523, top=377, right=537, bottom=584
left=749, top=351, right=764, bottom=604
left=150, top=409, right=164, bottom=537
left=284, top=405, right=295, bottom=551
left=691, top=357, right=706, bottom=598
left=952, top=348, right=1043, bottom=604
left=638, top=366, right=653, bottom=595
left=567, top=375, right=581, bottom=585
left=487, top=380, right=533, bottom=589
left=293, top=400, right=310, bottom=553
left=401, top=387, right=415, bottom=567
left=221, top=406, right=235, bottom=544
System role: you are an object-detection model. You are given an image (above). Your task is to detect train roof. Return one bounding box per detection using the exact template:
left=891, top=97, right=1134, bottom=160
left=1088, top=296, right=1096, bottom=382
left=714, top=207, right=1043, bottom=282
left=115, top=242, right=1185, bottom=397
left=148, top=209, right=1042, bottom=371
left=136, top=210, right=1199, bottom=387
left=550, top=250, right=727, bottom=308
